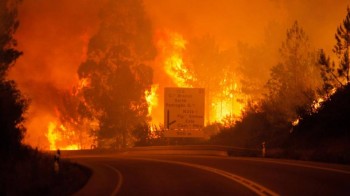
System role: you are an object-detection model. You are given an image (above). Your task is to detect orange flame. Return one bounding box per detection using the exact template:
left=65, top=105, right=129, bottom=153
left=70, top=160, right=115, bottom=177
left=45, top=76, right=98, bottom=151
left=145, top=84, right=159, bottom=116
left=211, top=74, right=246, bottom=124
left=159, top=31, right=195, bottom=87
left=153, top=30, right=246, bottom=126
left=46, top=121, right=79, bottom=150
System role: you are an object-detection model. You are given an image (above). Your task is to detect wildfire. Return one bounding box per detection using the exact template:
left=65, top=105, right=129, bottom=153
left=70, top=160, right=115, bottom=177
left=158, top=31, right=195, bottom=87
left=292, top=88, right=338, bottom=127
left=154, top=30, right=246, bottom=126
left=73, top=77, right=90, bottom=96
left=46, top=121, right=79, bottom=150
left=45, top=76, right=98, bottom=151
left=292, top=118, right=300, bottom=126
left=312, top=97, right=324, bottom=112
left=145, top=84, right=159, bottom=116
left=47, top=122, right=59, bottom=150
left=210, top=72, right=246, bottom=124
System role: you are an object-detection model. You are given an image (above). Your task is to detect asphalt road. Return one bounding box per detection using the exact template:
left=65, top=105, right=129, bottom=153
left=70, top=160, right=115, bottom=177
left=67, top=148, right=350, bottom=196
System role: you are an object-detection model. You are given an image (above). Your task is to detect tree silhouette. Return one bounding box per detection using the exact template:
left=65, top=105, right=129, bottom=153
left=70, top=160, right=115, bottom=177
left=334, top=7, right=350, bottom=83
left=0, top=0, right=27, bottom=155
left=77, top=0, right=156, bottom=147
left=319, top=7, right=350, bottom=93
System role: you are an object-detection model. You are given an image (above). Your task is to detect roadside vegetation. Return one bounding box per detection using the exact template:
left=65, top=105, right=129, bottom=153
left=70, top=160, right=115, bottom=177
left=0, top=0, right=90, bottom=194
left=0, top=146, right=91, bottom=195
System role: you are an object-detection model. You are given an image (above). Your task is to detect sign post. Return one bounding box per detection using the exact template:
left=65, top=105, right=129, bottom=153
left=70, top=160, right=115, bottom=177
left=164, top=87, right=205, bottom=137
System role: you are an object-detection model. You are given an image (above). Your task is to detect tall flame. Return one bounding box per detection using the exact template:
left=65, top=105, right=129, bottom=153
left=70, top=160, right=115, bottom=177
left=153, top=30, right=246, bottom=126
left=211, top=73, right=246, bottom=125
left=46, top=121, right=79, bottom=150
left=47, top=122, right=59, bottom=150
left=145, top=84, right=159, bottom=116
left=45, top=77, right=98, bottom=151
left=159, top=31, right=194, bottom=87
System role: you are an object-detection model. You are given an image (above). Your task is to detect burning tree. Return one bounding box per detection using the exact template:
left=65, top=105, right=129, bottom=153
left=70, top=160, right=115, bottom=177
left=77, top=0, right=156, bottom=148
left=0, top=0, right=28, bottom=155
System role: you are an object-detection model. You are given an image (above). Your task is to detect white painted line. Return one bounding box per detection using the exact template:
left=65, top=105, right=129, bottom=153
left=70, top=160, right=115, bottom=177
left=124, top=157, right=280, bottom=196
left=231, top=157, right=350, bottom=175
left=104, top=164, right=123, bottom=196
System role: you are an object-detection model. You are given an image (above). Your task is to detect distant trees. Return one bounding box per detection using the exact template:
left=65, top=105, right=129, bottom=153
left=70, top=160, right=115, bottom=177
left=77, top=0, right=156, bottom=147
left=0, top=0, right=27, bottom=155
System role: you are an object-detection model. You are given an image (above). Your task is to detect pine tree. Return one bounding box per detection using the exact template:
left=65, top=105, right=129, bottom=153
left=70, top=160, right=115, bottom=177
left=333, top=7, right=350, bottom=84
left=266, top=21, right=321, bottom=122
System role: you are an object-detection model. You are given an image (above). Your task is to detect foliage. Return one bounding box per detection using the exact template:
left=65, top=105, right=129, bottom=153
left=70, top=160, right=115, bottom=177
left=288, top=84, right=350, bottom=163
left=0, top=0, right=27, bottom=156
left=265, top=21, right=322, bottom=122
left=318, top=7, right=350, bottom=93
left=77, top=0, right=156, bottom=147
left=210, top=103, right=290, bottom=149
left=133, top=124, right=167, bottom=146
left=317, top=50, right=342, bottom=94
left=334, top=6, right=350, bottom=84
left=0, top=147, right=91, bottom=195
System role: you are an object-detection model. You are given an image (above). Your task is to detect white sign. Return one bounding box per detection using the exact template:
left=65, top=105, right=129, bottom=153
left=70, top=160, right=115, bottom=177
left=164, top=88, right=205, bottom=137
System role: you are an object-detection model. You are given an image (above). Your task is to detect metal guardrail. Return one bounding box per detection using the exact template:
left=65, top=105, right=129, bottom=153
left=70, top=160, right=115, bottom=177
left=58, top=145, right=262, bottom=157
left=128, top=145, right=261, bottom=157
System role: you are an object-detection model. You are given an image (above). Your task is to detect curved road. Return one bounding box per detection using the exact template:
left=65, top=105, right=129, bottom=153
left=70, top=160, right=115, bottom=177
left=67, top=149, right=350, bottom=196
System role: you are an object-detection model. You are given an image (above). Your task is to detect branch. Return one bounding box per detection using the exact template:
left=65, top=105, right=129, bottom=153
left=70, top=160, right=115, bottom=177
left=330, top=71, right=344, bottom=87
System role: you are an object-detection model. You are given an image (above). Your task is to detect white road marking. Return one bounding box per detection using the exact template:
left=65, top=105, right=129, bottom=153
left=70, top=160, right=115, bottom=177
left=122, top=157, right=280, bottom=196
left=230, top=157, right=350, bottom=175
left=104, top=164, right=123, bottom=196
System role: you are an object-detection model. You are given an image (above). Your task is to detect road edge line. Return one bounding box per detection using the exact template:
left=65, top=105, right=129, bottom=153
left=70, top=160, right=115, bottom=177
left=123, top=157, right=279, bottom=196
left=104, top=164, right=123, bottom=196
left=230, top=157, right=350, bottom=175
